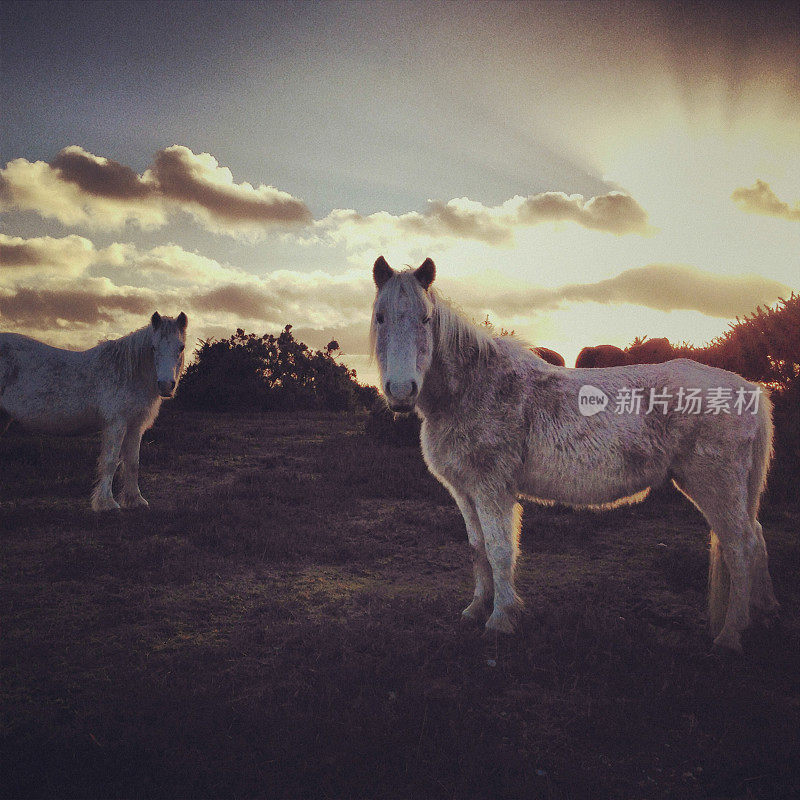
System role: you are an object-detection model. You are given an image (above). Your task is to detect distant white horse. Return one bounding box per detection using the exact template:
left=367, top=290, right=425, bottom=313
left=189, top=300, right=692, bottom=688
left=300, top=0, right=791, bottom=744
left=371, top=257, right=778, bottom=651
left=0, top=312, right=187, bottom=511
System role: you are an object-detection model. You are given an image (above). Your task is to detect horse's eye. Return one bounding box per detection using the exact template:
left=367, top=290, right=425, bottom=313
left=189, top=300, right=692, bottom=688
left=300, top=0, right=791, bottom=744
left=375, top=313, right=385, bottom=324
left=422, top=314, right=431, bottom=324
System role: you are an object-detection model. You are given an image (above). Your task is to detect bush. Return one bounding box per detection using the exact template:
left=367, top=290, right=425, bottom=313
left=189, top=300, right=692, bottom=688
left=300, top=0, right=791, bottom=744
left=176, top=326, right=376, bottom=412
left=635, top=294, right=800, bottom=503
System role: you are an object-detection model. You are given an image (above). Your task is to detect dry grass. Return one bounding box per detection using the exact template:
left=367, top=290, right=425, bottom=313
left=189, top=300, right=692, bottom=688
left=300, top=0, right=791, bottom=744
left=2, top=406, right=799, bottom=799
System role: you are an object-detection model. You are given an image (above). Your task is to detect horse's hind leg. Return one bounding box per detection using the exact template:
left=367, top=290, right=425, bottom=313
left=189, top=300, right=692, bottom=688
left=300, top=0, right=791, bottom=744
left=119, top=425, right=148, bottom=509
left=677, top=469, right=756, bottom=651
left=448, top=486, right=493, bottom=622
left=705, top=511, right=755, bottom=651
left=749, top=519, right=779, bottom=622
left=91, top=420, right=126, bottom=512
left=474, top=490, right=524, bottom=634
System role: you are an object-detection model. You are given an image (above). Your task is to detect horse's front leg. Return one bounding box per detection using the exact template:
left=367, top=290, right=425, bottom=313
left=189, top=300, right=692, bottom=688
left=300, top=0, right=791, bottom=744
left=474, top=491, right=524, bottom=634
left=448, top=487, right=493, bottom=622
left=119, top=425, right=148, bottom=509
left=91, top=421, right=126, bottom=512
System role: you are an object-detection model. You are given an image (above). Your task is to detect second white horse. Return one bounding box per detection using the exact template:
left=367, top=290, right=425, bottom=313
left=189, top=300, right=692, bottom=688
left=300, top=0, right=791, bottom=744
left=0, top=312, right=188, bottom=510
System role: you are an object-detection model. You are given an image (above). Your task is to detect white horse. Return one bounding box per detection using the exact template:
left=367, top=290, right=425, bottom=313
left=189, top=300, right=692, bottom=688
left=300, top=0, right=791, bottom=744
left=0, top=312, right=187, bottom=511
left=371, top=257, right=778, bottom=651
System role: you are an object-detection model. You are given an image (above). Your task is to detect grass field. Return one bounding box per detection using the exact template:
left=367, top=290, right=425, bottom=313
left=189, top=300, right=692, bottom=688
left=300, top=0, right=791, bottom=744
left=2, top=406, right=799, bottom=799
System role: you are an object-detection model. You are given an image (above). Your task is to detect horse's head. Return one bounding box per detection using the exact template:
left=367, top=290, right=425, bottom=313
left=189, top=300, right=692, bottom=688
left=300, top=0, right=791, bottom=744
left=371, top=256, right=436, bottom=413
left=150, top=311, right=188, bottom=398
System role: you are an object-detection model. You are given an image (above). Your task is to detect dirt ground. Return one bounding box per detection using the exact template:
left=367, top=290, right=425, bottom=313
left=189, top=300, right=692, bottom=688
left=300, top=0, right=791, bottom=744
left=2, top=407, right=799, bottom=799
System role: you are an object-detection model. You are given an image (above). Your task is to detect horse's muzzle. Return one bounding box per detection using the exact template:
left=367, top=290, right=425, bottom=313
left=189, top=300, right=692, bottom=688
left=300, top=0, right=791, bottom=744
left=387, top=399, right=416, bottom=414
left=384, top=379, right=418, bottom=413
left=158, top=380, right=176, bottom=398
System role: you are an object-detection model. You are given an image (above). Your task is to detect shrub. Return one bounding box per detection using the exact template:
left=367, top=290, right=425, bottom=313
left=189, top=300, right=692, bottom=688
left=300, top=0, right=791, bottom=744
left=633, top=294, right=800, bottom=503
left=176, top=326, right=375, bottom=412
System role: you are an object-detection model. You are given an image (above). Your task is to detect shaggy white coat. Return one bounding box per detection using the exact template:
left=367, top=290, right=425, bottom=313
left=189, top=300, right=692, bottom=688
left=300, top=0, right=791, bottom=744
left=371, top=258, right=777, bottom=651
left=0, top=312, right=187, bottom=511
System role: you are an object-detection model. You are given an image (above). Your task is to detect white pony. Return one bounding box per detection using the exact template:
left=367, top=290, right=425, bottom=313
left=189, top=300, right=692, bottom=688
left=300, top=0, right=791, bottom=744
left=371, top=257, right=778, bottom=651
left=0, top=312, right=187, bottom=511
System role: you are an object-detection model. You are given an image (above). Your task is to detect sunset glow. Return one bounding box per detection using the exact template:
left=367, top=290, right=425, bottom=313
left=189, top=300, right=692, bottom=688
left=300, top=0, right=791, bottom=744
left=1, top=0, right=798, bottom=384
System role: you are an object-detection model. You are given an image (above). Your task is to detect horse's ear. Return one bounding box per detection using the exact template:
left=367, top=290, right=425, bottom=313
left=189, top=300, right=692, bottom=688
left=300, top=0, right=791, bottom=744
left=373, top=256, right=395, bottom=289
left=177, top=311, right=188, bottom=331
left=414, top=258, right=436, bottom=290
left=151, top=312, right=162, bottom=330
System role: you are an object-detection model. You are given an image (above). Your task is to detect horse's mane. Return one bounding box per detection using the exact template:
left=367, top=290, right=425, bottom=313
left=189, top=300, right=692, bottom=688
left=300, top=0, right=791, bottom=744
left=97, top=325, right=153, bottom=382
left=431, top=287, right=500, bottom=361
left=371, top=269, right=530, bottom=363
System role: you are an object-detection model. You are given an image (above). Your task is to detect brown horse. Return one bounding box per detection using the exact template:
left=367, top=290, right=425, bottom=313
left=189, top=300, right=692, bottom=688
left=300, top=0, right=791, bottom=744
left=626, top=337, right=674, bottom=364
left=575, top=344, right=626, bottom=368
left=533, top=347, right=565, bottom=367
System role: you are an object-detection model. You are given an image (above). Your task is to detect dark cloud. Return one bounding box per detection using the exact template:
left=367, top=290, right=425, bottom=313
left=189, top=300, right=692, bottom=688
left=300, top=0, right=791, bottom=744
left=189, top=284, right=282, bottom=319
left=50, top=146, right=152, bottom=200
left=149, top=146, right=313, bottom=226
left=732, top=180, right=800, bottom=222
left=517, top=191, right=651, bottom=235
left=0, top=233, right=95, bottom=275
left=484, top=264, right=791, bottom=319
left=0, top=145, right=312, bottom=233
left=0, top=240, right=44, bottom=267
left=0, top=286, right=153, bottom=327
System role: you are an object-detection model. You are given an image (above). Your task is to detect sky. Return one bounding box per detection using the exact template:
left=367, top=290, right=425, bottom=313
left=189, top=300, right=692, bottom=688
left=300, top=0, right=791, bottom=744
left=1, top=0, right=798, bottom=385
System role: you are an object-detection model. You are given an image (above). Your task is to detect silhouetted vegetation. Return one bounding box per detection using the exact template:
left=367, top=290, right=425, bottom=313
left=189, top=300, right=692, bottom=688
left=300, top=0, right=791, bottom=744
left=650, top=294, right=799, bottom=502
left=667, top=294, right=800, bottom=393
left=176, top=325, right=378, bottom=412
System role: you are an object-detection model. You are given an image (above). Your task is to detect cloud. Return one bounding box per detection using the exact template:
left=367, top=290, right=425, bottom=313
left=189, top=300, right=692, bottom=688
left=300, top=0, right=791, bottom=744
left=145, top=146, right=312, bottom=232
left=2, top=142, right=648, bottom=247
left=0, top=234, right=373, bottom=341
left=0, top=145, right=312, bottom=236
left=0, top=152, right=166, bottom=229
left=516, top=191, right=650, bottom=235
left=189, top=284, right=282, bottom=320
left=0, top=279, right=155, bottom=328
left=477, top=264, right=791, bottom=319
left=315, top=190, right=652, bottom=249
left=97, top=242, right=246, bottom=285
left=2, top=233, right=788, bottom=335
left=185, top=269, right=371, bottom=329
left=50, top=146, right=152, bottom=200
left=732, top=180, right=800, bottom=222
left=0, top=234, right=249, bottom=289
left=0, top=233, right=97, bottom=278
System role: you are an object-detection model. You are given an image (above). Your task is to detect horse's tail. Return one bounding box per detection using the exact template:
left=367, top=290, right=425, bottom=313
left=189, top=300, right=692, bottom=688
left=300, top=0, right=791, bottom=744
left=708, top=531, right=729, bottom=635
left=708, top=385, right=774, bottom=635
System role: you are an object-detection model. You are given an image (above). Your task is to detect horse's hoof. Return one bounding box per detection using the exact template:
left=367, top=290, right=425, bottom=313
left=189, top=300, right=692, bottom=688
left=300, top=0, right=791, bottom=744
left=461, top=601, right=488, bottom=623
left=121, top=495, right=149, bottom=510
left=712, top=630, right=742, bottom=653
left=485, top=611, right=516, bottom=635
left=91, top=498, right=120, bottom=512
